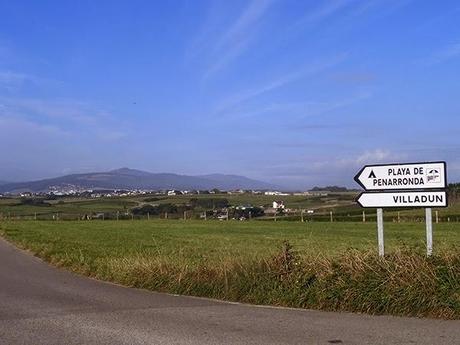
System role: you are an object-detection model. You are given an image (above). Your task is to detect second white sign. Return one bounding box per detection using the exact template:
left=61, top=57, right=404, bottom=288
left=357, top=191, right=447, bottom=208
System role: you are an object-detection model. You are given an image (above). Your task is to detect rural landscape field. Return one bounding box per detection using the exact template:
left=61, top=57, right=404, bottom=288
left=1, top=190, right=459, bottom=319
left=1, top=1, right=460, bottom=344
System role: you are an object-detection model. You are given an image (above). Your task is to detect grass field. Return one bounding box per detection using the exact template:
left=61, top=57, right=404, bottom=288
left=1, top=219, right=459, bottom=319
left=1, top=220, right=460, bottom=261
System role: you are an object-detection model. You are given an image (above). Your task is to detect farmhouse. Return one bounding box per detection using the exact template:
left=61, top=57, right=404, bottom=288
left=273, top=201, right=285, bottom=209
left=167, top=190, right=182, bottom=196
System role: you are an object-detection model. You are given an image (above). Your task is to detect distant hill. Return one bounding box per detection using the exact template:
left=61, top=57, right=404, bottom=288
left=0, top=168, right=278, bottom=193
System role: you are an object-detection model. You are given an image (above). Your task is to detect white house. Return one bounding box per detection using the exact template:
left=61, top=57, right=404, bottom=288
left=272, top=201, right=285, bottom=209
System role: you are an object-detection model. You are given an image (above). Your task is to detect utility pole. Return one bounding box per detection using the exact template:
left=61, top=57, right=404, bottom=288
left=362, top=211, right=366, bottom=223
left=301, top=210, right=304, bottom=222
left=330, top=211, right=333, bottom=223
left=435, top=210, right=439, bottom=224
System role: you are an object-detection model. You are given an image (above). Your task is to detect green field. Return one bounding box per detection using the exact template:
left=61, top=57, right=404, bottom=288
left=1, top=220, right=459, bottom=261
left=1, top=219, right=459, bottom=319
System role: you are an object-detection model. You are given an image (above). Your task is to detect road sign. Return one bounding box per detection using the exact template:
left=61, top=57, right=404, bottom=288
left=354, top=161, right=446, bottom=191
left=356, top=191, right=447, bottom=208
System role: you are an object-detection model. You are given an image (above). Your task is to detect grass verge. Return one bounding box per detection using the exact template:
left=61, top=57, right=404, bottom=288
left=1, top=221, right=459, bottom=319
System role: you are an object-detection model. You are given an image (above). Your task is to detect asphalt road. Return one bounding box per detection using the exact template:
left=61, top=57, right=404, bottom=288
left=1, top=238, right=459, bottom=345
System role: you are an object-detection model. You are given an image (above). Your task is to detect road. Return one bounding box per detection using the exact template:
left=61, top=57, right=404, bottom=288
left=0, top=238, right=459, bottom=345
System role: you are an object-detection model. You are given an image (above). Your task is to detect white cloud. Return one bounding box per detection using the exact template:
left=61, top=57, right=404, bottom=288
left=355, top=149, right=393, bottom=164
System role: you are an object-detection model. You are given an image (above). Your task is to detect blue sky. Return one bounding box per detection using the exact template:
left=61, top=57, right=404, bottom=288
left=0, top=0, right=459, bottom=189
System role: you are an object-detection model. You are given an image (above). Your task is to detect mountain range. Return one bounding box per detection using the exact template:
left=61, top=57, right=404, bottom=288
left=0, top=168, right=278, bottom=193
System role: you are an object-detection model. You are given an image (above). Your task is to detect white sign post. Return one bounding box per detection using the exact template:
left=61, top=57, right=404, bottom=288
left=354, top=161, right=447, bottom=257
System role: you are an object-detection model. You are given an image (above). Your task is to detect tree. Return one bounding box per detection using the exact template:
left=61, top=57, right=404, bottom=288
left=189, top=198, right=229, bottom=209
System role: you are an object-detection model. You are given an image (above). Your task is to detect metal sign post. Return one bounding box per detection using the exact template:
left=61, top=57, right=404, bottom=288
left=377, top=208, right=384, bottom=257
left=426, top=208, right=433, bottom=257
left=354, top=161, right=448, bottom=257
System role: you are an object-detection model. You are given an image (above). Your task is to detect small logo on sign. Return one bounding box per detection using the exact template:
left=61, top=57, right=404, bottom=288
left=368, top=170, right=376, bottom=179
left=426, top=169, right=441, bottom=183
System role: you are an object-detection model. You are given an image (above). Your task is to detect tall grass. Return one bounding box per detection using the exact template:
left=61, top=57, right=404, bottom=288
left=42, top=242, right=460, bottom=319
left=2, top=220, right=459, bottom=319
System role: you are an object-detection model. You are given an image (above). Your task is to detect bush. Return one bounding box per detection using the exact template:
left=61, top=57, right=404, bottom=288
left=19, top=198, right=49, bottom=207
left=132, top=203, right=179, bottom=215
left=189, top=198, right=229, bottom=209
left=132, top=205, right=159, bottom=215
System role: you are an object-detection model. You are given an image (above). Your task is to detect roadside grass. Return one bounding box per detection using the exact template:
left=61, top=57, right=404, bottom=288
left=1, top=220, right=459, bottom=319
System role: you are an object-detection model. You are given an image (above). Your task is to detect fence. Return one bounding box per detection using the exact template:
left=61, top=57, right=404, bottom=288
left=1, top=209, right=459, bottom=223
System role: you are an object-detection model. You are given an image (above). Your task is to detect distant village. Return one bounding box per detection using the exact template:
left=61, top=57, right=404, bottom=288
left=6, top=185, right=330, bottom=199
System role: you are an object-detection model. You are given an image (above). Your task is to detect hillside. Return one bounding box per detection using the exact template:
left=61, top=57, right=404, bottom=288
left=0, top=168, right=277, bottom=193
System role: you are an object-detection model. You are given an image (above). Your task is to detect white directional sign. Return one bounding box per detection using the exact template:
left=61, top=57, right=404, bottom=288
left=354, top=161, right=446, bottom=191
left=357, top=191, right=447, bottom=208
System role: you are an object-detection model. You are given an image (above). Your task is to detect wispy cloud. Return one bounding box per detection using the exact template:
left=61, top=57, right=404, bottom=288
left=0, top=97, right=107, bottom=125
left=0, top=70, right=62, bottom=92
left=214, top=53, right=348, bottom=114
left=354, top=149, right=395, bottom=164
left=0, top=71, right=38, bottom=90
left=260, top=148, right=407, bottom=188
left=417, top=42, right=460, bottom=66
left=218, top=90, right=370, bottom=122
left=0, top=115, right=69, bottom=137
left=287, top=0, right=412, bottom=41
left=330, top=71, right=377, bottom=84
left=0, top=97, right=129, bottom=142
left=202, top=0, right=275, bottom=78
left=214, top=0, right=274, bottom=51
left=289, top=0, right=356, bottom=31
